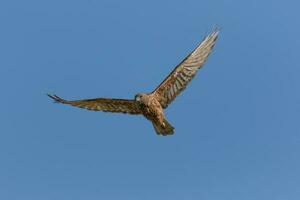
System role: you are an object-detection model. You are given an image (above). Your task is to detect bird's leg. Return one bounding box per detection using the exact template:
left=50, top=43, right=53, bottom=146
left=159, top=117, right=166, bottom=128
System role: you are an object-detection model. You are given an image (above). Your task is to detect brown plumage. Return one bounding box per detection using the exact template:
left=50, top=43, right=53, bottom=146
left=48, top=30, right=219, bottom=136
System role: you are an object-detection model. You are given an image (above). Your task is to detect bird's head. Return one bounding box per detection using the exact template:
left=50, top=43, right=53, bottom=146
left=135, top=93, right=146, bottom=102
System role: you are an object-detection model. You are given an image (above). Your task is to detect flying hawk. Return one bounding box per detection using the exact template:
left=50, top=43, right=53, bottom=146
left=48, top=30, right=219, bottom=136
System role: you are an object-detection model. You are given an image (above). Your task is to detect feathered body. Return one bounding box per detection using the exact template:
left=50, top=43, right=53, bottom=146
left=135, top=93, right=174, bottom=135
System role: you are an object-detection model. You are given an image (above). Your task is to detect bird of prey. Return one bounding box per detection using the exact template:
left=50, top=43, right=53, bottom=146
left=48, top=30, right=219, bottom=136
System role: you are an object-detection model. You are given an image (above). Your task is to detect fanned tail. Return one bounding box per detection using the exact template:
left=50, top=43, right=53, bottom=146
left=152, top=119, right=174, bottom=136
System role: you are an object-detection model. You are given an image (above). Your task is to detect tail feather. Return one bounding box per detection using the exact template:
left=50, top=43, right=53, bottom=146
left=152, top=119, right=174, bottom=136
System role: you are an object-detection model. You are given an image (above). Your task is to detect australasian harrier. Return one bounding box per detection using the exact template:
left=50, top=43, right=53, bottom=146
left=48, top=30, right=219, bottom=136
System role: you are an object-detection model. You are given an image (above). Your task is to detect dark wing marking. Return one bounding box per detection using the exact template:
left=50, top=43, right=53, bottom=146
left=47, top=94, right=142, bottom=115
left=152, top=30, right=219, bottom=108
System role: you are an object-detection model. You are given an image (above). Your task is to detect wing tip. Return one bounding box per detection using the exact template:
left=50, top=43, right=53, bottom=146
left=47, top=93, right=67, bottom=104
left=208, top=27, right=220, bottom=40
left=197, top=28, right=219, bottom=50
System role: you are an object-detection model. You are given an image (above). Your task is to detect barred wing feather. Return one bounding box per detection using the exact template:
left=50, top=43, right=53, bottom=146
left=47, top=94, right=142, bottom=115
left=152, top=30, right=219, bottom=108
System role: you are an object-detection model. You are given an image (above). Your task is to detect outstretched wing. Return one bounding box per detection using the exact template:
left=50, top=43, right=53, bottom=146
left=152, top=30, right=219, bottom=108
left=47, top=94, right=142, bottom=115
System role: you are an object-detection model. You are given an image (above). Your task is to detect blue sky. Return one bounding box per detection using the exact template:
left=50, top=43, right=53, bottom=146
left=0, top=0, right=299, bottom=199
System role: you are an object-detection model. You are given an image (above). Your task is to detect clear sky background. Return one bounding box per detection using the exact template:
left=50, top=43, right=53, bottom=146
left=0, top=0, right=299, bottom=199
